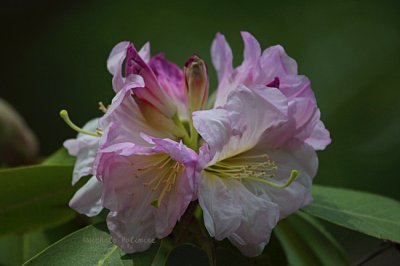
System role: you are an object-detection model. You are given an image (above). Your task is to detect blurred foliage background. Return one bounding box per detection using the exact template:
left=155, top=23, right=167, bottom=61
left=1, top=0, right=399, bottom=264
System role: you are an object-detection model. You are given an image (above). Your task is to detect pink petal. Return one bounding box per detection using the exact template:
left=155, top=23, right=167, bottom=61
left=260, top=45, right=298, bottom=78
left=279, top=75, right=316, bottom=103
left=241, top=31, right=261, bottom=67
left=149, top=54, right=188, bottom=117
left=211, top=33, right=233, bottom=82
left=125, top=44, right=176, bottom=117
left=195, top=85, right=288, bottom=163
left=107, top=41, right=130, bottom=92
left=192, top=108, right=233, bottom=160
left=304, top=113, right=331, bottom=150
left=98, top=79, right=170, bottom=147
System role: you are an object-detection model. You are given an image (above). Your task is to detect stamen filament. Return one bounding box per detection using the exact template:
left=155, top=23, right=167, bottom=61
left=246, top=170, right=298, bottom=188
left=98, top=102, right=108, bottom=113
left=59, top=110, right=100, bottom=137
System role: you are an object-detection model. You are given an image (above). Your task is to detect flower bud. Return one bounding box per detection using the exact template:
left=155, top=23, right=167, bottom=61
left=0, top=98, right=38, bottom=166
left=184, top=55, right=209, bottom=111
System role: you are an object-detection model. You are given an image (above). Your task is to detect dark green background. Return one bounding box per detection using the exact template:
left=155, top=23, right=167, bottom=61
left=1, top=0, right=399, bottom=200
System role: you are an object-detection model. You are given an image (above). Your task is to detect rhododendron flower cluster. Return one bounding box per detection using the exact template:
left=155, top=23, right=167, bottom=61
left=62, top=32, right=330, bottom=257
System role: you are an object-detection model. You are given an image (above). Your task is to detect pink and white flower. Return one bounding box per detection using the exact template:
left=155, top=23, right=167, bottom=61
left=65, top=42, right=205, bottom=253
left=64, top=32, right=330, bottom=257
left=191, top=32, right=331, bottom=256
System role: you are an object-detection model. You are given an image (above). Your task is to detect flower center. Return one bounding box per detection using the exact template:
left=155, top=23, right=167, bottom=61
left=205, top=154, right=298, bottom=188
left=135, top=155, right=184, bottom=208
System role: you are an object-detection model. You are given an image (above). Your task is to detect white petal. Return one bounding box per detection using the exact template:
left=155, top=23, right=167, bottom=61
left=69, top=176, right=103, bottom=217
left=138, top=42, right=151, bottom=63
left=198, top=172, right=241, bottom=240
left=107, top=41, right=130, bottom=92
left=63, top=118, right=99, bottom=185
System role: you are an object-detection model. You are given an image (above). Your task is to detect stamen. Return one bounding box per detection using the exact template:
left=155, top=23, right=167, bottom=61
left=245, top=170, right=298, bottom=188
left=59, top=110, right=101, bottom=137
left=98, top=102, right=108, bottom=113
left=150, top=162, right=183, bottom=208
left=205, top=154, right=298, bottom=189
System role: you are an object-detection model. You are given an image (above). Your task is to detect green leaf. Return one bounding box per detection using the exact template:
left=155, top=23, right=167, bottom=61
left=41, top=148, right=75, bottom=166
left=0, top=231, right=51, bottom=266
left=0, top=165, right=77, bottom=235
left=0, top=220, right=83, bottom=266
left=23, top=223, right=160, bottom=266
left=303, top=185, right=400, bottom=243
left=274, top=212, right=349, bottom=266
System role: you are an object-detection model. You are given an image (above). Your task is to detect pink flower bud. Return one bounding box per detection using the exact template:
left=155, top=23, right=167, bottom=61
left=184, top=55, right=209, bottom=111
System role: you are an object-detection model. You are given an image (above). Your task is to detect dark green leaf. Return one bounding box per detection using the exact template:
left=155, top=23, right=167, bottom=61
left=23, top=223, right=160, bottom=266
left=41, top=148, right=75, bottom=166
left=0, top=219, right=85, bottom=266
left=303, top=185, right=400, bottom=243
left=0, top=165, right=76, bottom=235
left=274, top=212, right=349, bottom=266
left=0, top=231, right=50, bottom=266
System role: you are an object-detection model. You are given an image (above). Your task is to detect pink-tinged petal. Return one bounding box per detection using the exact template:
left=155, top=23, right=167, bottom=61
left=138, top=42, right=151, bottom=63
left=198, top=172, right=241, bottom=240
left=195, top=85, right=288, bottom=163
left=241, top=31, right=262, bottom=67
left=63, top=118, right=99, bottom=185
left=107, top=202, right=155, bottom=253
left=198, top=171, right=279, bottom=257
left=234, top=32, right=263, bottom=85
left=149, top=54, right=184, bottom=92
left=260, top=45, right=298, bottom=78
left=125, top=44, right=177, bottom=117
left=149, top=54, right=188, bottom=118
left=99, top=78, right=173, bottom=147
left=211, top=33, right=233, bottom=82
left=149, top=137, right=198, bottom=165
left=279, top=75, right=316, bottom=103
left=287, top=98, right=331, bottom=150
left=153, top=154, right=195, bottom=237
left=247, top=140, right=318, bottom=218
left=107, top=41, right=130, bottom=92
left=107, top=42, right=129, bottom=75
left=69, top=176, right=103, bottom=217
left=304, top=111, right=331, bottom=150
left=226, top=85, right=288, bottom=142
left=226, top=193, right=278, bottom=257
left=256, top=98, right=323, bottom=150
left=193, top=108, right=234, bottom=160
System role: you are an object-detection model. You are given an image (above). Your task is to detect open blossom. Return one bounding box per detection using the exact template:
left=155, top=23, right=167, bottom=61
left=63, top=32, right=330, bottom=257
left=192, top=32, right=331, bottom=256
left=64, top=42, right=207, bottom=253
